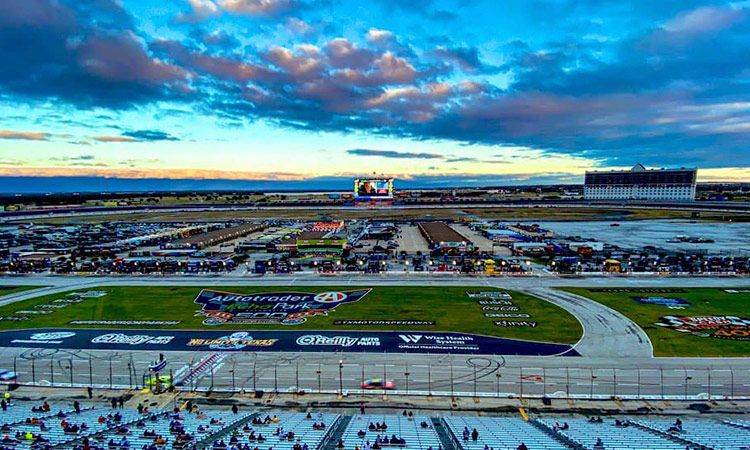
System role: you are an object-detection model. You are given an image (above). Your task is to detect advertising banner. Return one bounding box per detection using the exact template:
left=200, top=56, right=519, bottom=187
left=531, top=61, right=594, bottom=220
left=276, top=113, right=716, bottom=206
left=632, top=297, right=690, bottom=307
left=0, top=328, right=579, bottom=356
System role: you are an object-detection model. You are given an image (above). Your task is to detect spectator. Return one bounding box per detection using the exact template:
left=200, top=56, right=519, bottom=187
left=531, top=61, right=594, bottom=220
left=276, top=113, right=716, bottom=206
left=471, top=428, right=479, bottom=441
left=593, top=438, right=605, bottom=450
left=517, top=444, right=528, bottom=450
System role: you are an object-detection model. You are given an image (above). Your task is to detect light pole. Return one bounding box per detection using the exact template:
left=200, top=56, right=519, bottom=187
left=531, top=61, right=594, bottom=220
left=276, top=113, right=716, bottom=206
left=338, top=360, right=344, bottom=395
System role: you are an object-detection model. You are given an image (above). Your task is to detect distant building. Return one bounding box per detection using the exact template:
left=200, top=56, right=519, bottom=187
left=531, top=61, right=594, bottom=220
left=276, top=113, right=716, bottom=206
left=584, top=164, right=697, bottom=201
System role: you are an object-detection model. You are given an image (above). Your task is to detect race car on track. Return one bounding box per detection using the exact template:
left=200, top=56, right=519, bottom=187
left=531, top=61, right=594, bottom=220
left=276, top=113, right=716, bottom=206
left=361, top=378, right=395, bottom=390
left=0, top=369, right=17, bottom=382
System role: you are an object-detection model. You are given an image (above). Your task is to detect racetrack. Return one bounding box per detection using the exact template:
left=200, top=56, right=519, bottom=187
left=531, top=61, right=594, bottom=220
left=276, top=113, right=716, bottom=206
left=1, top=274, right=750, bottom=400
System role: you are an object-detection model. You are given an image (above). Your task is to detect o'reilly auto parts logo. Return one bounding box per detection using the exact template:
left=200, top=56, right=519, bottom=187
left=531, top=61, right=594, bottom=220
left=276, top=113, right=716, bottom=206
left=399, top=334, right=423, bottom=343
left=296, top=334, right=380, bottom=347
left=194, top=288, right=371, bottom=325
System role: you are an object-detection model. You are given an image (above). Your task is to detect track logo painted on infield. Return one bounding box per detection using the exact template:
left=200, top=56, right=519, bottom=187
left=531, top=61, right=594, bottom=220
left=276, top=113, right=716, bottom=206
left=193, top=288, right=371, bottom=325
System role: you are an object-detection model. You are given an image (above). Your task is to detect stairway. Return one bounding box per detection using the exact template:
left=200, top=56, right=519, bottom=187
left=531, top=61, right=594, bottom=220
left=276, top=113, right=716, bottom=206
left=195, top=412, right=259, bottom=450
left=627, top=420, right=707, bottom=450
left=432, top=417, right=459, bottom=450
left=529, top=419, right=581, bottom=449
left=320, top=415, right=352, bottom=450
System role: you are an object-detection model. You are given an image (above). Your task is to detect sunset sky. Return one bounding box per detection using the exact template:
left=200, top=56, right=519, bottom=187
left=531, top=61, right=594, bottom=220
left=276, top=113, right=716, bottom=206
left=1, top=0, right=750, bottom=191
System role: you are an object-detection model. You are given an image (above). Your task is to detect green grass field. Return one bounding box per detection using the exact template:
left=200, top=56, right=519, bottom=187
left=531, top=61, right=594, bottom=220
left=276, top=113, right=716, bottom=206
left=562, top=287, right=750, bottom=357
left=0, top=286, right=43, bottom=296
left=0, top=285, right=582, bottom=344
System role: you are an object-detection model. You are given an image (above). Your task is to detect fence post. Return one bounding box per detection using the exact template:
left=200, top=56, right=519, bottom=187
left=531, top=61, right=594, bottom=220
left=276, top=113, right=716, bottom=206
left=637, top=369, right=641, bottom=398
left=31, top=358, right=36, bottom=385
left=473, top=365, right=477, bottom=397
left=519, top=367, right=523, bottom=398
left=316, top=362, right=321, bottom=394
left=613, top=368, right=617, bottom=398
left=50, top=358, right=54, bottom=386
left=660, top=368, right=664, bottom=399
left=69, top=359, right=74, bottom=387
left=89, top=357, right=93, bottom=388
left=428, top=360, right=432, bottom=396
left=707, top=368, right=711, bottom=400
left=450, top=360, right=454, bottom=398
left=405, top=362, right=410, bottom=395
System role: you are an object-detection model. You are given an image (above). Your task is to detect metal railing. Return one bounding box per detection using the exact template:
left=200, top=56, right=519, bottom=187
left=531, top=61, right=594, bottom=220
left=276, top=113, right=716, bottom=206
left=9, top=352, right=750, bottom=401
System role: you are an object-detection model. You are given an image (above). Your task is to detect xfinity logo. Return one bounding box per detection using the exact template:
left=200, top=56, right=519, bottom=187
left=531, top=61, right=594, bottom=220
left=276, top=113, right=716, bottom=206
left=399, top=334, right=423, bottom=343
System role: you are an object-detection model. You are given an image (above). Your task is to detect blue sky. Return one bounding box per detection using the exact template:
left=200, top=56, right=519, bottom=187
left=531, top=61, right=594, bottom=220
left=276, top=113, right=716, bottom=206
left=1, top=0, right=749, bottom=192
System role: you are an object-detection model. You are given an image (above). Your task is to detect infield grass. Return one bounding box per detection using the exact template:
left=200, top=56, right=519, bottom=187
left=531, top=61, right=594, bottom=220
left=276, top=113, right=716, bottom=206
left=562, top=287, right=750, bottom=357
left=0, top=285, right=582, bottom=344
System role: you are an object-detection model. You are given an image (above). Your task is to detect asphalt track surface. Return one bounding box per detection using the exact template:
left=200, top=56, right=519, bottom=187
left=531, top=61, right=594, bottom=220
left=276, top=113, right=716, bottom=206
left=1, top=274, right=750, bottom=399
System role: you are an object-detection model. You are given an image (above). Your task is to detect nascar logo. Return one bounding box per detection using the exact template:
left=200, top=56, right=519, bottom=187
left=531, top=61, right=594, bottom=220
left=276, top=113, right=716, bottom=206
left=314, top=291, right=348, bottom=303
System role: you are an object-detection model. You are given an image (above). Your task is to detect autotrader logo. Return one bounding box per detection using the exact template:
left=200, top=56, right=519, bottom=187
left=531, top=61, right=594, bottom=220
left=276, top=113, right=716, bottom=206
left=313, top=291, right=348, bottom=303
left=399, top=334, right=423, bottom=343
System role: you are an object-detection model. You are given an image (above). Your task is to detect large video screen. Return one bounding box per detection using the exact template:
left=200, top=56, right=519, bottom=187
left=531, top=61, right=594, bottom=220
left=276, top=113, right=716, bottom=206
left=354, top=178, right=393, bottom=199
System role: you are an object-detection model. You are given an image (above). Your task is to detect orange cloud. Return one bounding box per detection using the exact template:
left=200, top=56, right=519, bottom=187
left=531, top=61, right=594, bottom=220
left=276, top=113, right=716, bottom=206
left=94, top=136, right=139, bottom=142
left=0, top=130, right=49, bottom=141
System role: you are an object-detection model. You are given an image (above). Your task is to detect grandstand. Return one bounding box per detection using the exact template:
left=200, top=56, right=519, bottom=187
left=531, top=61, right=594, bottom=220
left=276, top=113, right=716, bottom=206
left=6, top=399, right=750, bottom=450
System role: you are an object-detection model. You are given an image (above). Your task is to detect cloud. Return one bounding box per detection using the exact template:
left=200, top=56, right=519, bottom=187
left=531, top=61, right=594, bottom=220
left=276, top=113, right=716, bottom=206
left=94, top=135, right=139, bottom=142
left=219, top=0, right=300, bottom=17
left=284, top=17, right=314, bottom=35
left=434, top=45, right=499, bottom=73
left=663, top=5, right=744, bottom=35
left=445, top=157, right=477, bottom=163
left=50, top=154, right=96, bottom=162
left=346, top=149, right=443, bottom=159
left=122, top=130, right=179, bottom=141
left=0, top=130, right=50, bottom=141
left=175, top=0, right=221, bottom=23
left=0, top=0, right=191, bottom=108
left=366, top=28, right=395, bottom=44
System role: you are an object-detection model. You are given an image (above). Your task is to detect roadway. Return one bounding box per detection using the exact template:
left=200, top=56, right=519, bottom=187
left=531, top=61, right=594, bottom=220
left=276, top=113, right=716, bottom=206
left=1, top=274, right=750, bottom=399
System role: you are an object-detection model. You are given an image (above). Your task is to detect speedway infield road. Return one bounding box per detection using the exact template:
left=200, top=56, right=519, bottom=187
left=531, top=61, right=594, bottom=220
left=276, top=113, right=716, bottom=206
left=0, top=273, right=749, bottom=400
